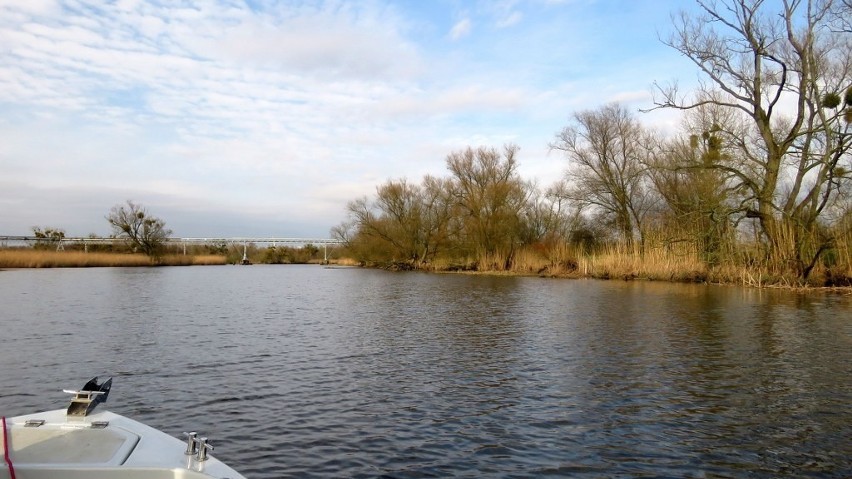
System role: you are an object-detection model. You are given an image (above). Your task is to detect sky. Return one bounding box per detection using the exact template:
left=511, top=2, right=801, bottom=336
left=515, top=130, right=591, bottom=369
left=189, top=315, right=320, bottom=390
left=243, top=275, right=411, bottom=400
left=0, top=0, right=703, bottom=238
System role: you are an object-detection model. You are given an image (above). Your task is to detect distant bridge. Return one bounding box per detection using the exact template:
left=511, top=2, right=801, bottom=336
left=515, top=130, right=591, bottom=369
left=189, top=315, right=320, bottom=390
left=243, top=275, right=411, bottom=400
left=0, top=235, right=342, bottom=246
left=0, top=235, right=344, bottom=261
left=169, top=237, right=343, bottom=247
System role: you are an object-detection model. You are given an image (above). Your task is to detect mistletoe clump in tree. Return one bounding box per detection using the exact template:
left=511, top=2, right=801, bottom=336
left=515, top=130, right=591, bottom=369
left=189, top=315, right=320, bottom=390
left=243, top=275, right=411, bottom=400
left=652, top=0, right=852, bottom=280
left=106, top=200, right=172, bottom=257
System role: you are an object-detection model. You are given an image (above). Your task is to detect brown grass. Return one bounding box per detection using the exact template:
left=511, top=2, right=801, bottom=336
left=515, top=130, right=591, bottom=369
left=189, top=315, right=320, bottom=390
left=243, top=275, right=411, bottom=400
left=580, top=243, right=709, bottom=282
left=158, top=254, right=228, bottom=266
left=0, top=250, right=226, bottom=268
left=421, top=241, right=848, bottom=289
left=436, top=243, right=709, bottom=282
left=326, top=257, right=361, bottom=266
left=441, top=242, right=849, bottom=290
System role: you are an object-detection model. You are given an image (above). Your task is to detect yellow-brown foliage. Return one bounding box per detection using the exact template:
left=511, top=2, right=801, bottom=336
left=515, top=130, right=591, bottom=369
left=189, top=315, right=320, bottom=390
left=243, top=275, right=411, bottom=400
left=0, top=250, right=226, bottom=268
left=580, top=243, right=708, bottom=282
left=330, top=257, right=361, bottom=266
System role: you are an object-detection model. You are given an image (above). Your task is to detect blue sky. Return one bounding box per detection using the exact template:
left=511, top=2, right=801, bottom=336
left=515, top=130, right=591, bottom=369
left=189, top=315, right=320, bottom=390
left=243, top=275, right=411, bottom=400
left=0, top=0, right=701, bottom=238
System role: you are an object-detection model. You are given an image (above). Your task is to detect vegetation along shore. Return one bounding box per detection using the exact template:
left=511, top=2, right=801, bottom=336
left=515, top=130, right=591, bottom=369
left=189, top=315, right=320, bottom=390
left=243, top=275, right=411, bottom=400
left=3, top=241, right=851, bottom=293
left=330, top=2, right=852, bottom=289
left=0, top=250, right=226, bottom=268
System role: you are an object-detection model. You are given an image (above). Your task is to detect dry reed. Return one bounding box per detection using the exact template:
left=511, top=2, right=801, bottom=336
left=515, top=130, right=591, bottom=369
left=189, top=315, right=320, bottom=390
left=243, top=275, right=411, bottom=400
left=579, top=243, right=708, bottom=282
left=0, top=250, right=226, bottom=268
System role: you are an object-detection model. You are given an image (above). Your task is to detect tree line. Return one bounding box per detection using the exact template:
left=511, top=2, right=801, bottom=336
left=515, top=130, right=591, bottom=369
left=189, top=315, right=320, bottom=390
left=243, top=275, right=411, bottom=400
left=333, top=0, right=852, bottom=285
left=31, top=200, right=172, bottom=255
left=31, top=200, right=326, bottom=265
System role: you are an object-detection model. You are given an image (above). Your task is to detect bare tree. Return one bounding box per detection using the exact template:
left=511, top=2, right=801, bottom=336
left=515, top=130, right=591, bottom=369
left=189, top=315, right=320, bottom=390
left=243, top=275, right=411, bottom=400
left=646, top=104, right=742, bottom=264
left=330, top=219, right=357, bottom=247
left=831, top=0, right=852, bottom=31
left=446, top=144, right=530, bottom=266
left=340, top=176, right=453, bottom=267
left=373, top=179, right=424, bottom=262
left=652, top=0, right=852, bottom=279
left=550, top=103, right=656, bottom=247
left=106, top=200, right=172, bottom=257
left=518, top=180, right=575, bottom=245
left=31, top=226, right=66, bottom=250
left=418, top=175, right=455, bottom=264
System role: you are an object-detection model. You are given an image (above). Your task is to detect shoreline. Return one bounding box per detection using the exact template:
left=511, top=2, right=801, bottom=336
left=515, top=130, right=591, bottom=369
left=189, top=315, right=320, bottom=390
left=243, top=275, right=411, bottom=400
left=3, top=249, right=850, bottom=293
left=0, top=250, right=226, bottom=268
left=430, top=266, right=852, bottom=294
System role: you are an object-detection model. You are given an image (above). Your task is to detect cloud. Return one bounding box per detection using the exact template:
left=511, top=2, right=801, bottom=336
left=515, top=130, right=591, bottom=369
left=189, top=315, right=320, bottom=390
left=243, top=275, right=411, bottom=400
left=495, top=11, right=523, bottom=27
left=606, top=90, right=653, bottom=105
left=449, top=18, right=472, bottom=40
left=379, top=85, right=527, bottom=118
left=490, top=0, right=524, bottom=28
left=0, top=0, right=698, bottom=237
left=199, top=8, right=422, bottom=80
left=0, top=0, right=58, bottom=17
left=0, top=2, right=424, bottom=158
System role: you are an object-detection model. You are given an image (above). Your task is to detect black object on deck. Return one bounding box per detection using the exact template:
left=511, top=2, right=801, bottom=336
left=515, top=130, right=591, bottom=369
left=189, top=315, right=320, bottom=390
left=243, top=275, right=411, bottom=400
left=66, top=376, right=112, bottom=417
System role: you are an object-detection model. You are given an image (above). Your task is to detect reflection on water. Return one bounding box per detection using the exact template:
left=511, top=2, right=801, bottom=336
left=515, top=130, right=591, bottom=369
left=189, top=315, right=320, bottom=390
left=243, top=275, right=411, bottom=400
left=0, top=266, right=850, bottom=478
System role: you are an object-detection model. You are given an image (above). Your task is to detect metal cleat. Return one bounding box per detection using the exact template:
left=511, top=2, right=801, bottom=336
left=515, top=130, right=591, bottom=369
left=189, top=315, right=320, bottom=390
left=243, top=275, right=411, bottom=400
left=183, top=431, right=198, bottom=455
left=196, top=436, right=214, bottom=462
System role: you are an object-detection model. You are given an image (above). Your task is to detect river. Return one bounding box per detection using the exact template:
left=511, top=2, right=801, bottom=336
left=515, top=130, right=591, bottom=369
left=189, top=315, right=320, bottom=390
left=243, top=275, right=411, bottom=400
left=0, top=265, right=849, bottom=478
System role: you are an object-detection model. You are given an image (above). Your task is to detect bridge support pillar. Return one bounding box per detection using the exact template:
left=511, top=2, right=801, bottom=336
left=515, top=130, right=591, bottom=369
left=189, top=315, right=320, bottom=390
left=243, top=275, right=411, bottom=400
left=241, top=242, right=250, bottom=265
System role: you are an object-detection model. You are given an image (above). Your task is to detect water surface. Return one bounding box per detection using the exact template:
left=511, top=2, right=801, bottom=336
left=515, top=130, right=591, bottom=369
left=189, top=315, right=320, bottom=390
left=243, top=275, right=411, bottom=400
left=0, top=266, right=849, bottom=478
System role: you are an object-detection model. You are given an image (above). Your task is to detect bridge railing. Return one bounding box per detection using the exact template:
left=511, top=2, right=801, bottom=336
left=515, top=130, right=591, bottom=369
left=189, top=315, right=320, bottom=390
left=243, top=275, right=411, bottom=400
left=171, top=237, right=343, bottom=246
left=0, top=235, right=343, bottom=250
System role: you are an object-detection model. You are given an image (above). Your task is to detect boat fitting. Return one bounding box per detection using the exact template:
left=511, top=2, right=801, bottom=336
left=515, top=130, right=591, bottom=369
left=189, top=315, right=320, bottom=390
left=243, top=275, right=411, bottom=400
left=64, top=377, right=112, bottom=417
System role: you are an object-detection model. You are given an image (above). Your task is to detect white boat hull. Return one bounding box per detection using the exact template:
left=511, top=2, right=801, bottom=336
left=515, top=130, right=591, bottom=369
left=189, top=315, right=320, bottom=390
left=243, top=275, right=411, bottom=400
left=2, top=409, right=245, bottom=479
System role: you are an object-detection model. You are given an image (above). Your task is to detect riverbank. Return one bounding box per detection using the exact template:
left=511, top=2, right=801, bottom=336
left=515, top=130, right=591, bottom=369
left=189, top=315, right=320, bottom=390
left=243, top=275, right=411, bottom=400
left=4, top=248, right=849, bottom=292
left=0, top=249, right=353, bottom=268
left=0, top=250, right=226, bottom=268
left=437, top=268, right=852, bottom=294
left=373, top=245, right=852, bottom=289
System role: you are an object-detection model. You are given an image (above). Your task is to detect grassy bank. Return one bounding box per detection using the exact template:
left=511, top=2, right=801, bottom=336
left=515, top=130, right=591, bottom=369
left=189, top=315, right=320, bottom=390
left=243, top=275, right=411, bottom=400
left=0, top=250, right=226, bottom=268
left=5, top=247, right=849, bottom=291
left=364, top=241, right=852, bottom=289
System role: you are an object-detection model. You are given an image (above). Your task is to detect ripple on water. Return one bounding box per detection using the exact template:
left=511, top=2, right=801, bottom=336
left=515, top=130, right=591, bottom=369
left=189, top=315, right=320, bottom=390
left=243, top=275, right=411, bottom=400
left=0, top=267, right=850, bottom=478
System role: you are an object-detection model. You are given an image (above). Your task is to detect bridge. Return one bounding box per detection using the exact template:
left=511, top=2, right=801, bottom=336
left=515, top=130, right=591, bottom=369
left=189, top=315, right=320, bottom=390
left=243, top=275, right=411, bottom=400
left=0, top=236, right=344, bottom=262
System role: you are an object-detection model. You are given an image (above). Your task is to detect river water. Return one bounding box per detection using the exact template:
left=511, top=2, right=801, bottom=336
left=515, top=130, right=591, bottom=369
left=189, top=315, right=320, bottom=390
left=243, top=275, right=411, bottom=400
left=0, top=265, right=849, bottom=478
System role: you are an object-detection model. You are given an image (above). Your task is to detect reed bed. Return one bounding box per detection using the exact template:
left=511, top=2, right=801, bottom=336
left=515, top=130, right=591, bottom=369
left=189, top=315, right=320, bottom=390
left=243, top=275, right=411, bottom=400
left=327, top=257, right=361, bottom=266
left=451, top=243, right=709, bottom=282
left=580, top=243, right=709, bottom=282
left=0, top=250, right=226, bottom=268
left=431, top=241, right=848, bottom=287
left=158, top=254, right=228, bottom=266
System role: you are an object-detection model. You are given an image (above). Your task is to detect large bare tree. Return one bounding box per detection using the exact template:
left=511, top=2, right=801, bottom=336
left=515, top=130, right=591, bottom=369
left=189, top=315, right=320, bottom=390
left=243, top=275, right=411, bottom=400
left=652, top=0, right=852, bottom=279
left=106, top=200, right=172, bottom=257
left=446, top=144, right=530, bottom=266
left=551, top=103, right=656, bottom=247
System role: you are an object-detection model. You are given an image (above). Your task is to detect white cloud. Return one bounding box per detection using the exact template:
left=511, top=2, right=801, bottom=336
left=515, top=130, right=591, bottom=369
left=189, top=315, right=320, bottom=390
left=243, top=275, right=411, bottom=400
left=379, top=84, right=526, bottom=118
left=490, top=0, right=524, bottom=28
left=0, top=0, right=697, bottom=237
left=606, top=90, right=653, bottom=105
left=496, top=11, right=523, bottom=27
left=196, top=9, right=422, bottom=80
left=0, top=0, right=59, bottom=16
left=449, top=18, right=472, bottom=40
